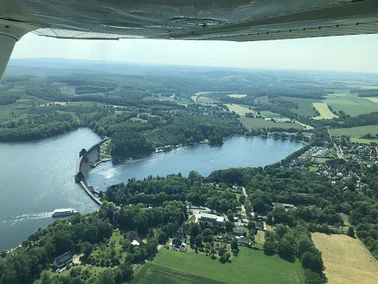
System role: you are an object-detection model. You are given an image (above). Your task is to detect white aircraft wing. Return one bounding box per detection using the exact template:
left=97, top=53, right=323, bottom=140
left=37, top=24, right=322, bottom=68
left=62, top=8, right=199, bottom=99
left=1, top=0, right=378, bottom=78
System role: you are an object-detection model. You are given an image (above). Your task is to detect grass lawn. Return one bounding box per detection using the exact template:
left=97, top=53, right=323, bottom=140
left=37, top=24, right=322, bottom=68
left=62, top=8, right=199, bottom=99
left=279, top=97, right=320, bottom=117
left=240, top=116, right=303, bottom=130
left=132, top=263, right=226, bottom=284
left=325, top=94, right=378, bottom=117
left=255, top=231, right=265, bottom=245
left=148, top=247, right=305, bottom=284
left=226, top=104, right=253, bottom=115
left=313, top=102, right=338, bottom=119
left=312, top=233, right=378, bottom=284
left=330, top=125, right=378, bottom=138
left=315, top=158, right=329, bottom=164
left=309, top=166, right=318, bottom=172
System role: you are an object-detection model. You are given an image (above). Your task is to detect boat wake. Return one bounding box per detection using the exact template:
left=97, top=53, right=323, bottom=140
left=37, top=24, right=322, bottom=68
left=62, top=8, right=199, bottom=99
left=0, top=212, right=53, bottom=224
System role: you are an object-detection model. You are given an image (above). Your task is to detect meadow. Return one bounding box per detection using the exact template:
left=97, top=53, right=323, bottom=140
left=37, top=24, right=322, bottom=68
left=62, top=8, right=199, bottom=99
left=226, top=104, right=252, bottom=115
left=279, top=96, right=320, bottom=117
left=313, top=102, right=338, bottom=119
left=325, top=94, right=378, bottom=117
left=329, top=125, right=378, bottom=138
left=132, top=263, right=227, bottom=284
left=312, top=233, right=378, bottom=284
left=139, top=247, right=305, bottom=284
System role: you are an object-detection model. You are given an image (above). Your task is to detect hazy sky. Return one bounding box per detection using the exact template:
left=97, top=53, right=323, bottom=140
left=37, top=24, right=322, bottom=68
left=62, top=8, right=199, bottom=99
left=11, top=33, right=378, bottom=73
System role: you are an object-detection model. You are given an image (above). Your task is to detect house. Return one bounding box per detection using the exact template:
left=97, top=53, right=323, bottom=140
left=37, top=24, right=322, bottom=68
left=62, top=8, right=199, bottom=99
left=233, top=226, right=246, bottom=236
left=272, top=202, right=295, bottom=211
left=198, top=213, right=224, bottom=224
left=172, top=237, right=186, bottom=248
left=125, top=231, right=144, bottom=246
left=224, top=232, right=234, bottom=241
left=239, top=237, right=253, bottom=247
left=256, top=220, right=265, bottom=231
left=53, top=251, right=73, bottom=269
left=131, top=240, right=141, bottom=246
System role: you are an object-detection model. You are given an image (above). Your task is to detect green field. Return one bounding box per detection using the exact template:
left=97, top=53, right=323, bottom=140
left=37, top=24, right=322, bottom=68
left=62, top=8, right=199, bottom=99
left=226, top=104, right=253, bottom=115
left=132, top=263, right=226, bottom=284
left=259, top=110, right=282, bottom=118
left=325, top=94, right=378, bottom=117
left=240, top=116, right=303, bottom=130
left=144, top=247, right=305, bottom=284
left=330, top=125, right=378, bottom=138
left=279, top=97, right=320, bottom=117
left=313, top=102, right=338, bottom=119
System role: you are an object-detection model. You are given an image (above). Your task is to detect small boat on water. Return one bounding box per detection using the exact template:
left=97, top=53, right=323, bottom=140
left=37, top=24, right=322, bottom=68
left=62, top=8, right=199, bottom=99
left=52, top=208, right=77, bottom=218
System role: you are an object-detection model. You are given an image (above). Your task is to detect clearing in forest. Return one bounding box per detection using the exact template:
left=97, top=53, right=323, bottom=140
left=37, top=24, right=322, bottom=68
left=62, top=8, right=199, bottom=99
left=312, top=233, right=378, bottom=284
left=313, top=102, right=338, bottom=119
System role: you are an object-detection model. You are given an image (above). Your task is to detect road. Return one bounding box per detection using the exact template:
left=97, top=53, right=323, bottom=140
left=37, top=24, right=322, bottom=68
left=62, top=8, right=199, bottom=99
left=328, top=129, right=345, bottom=160
left=241, top=187, right=248, bottom=216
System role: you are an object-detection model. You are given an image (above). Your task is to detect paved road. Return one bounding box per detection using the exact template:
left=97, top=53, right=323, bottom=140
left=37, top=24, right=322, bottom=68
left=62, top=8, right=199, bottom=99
left=241, top=187, right=248, bottom=215
left=328, top=130, right=345, bottom=160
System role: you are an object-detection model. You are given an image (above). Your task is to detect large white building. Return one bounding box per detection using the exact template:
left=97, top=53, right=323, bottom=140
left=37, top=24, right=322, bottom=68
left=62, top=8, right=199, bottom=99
left=198, top=213, right=224, bottom=224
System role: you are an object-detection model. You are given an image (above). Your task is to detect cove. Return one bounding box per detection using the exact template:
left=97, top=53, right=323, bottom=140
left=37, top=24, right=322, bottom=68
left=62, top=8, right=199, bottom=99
left=88, top=136, right=303, bottom=192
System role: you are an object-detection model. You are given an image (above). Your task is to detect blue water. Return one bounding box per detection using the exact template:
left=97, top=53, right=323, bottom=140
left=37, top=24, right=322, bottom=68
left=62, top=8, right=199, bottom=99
left=0, top=128, right=101, bottom=251
left=88, top=136, right=302, bottom=191
left=0, top=132, right=302, bottom=252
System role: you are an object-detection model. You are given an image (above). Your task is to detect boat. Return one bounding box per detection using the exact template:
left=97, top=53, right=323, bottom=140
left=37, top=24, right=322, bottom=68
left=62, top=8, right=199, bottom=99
left=52, top=208, right=78, bottom=218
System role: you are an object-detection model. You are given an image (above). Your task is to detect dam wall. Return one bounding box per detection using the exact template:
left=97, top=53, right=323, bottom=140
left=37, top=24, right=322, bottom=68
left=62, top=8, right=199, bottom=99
left=75, top=138, right=108, bottom=206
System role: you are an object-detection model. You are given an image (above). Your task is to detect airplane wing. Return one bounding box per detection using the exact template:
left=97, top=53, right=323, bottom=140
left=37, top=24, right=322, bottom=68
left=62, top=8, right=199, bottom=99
left=1, top=0, right=378, bottom=78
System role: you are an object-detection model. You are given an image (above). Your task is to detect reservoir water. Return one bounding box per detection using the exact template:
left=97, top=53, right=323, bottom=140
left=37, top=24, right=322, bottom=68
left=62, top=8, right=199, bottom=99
left=0, top=128, right=100, bottom=252
left=0, top=131, right=302, bottom=252
left=88, top=136, right=303, bottom=192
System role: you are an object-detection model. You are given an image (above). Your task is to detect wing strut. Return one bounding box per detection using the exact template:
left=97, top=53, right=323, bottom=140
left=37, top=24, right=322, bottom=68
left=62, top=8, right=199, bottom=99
left=0, top=19, right=39, bottom=80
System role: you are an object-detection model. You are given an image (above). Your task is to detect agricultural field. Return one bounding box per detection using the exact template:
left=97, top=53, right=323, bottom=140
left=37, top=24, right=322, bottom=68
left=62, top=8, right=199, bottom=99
left=259, top=110, right=282, bottom=118
left=279, top=96, right=319, bottom=117
left=144, top=247, right=305, bottom=284
left=359, top=85, right=378, bottom=89
left=254, top=96, right=269, bottom=104
left=190, top=95, right=198, bottom=102
left=132, top=263, right=226, bottom=284
left=197, top=96, right=216, bottom=104
left=350, top=138, right=378, bottom=144
left=329, top=125, right=378, bottom=138
left=240, top=116, right=303, bottom=130
left=325, top=94, right=378, bottom=117
left=366, top=97, right=378, bottom=104
left=313, top=102, right=338, bottom=119
left=312, top=233, right=378, bottom=284
left=226, top=104, right=253, bottom=115
left=228, top=94, right=247, bottom=99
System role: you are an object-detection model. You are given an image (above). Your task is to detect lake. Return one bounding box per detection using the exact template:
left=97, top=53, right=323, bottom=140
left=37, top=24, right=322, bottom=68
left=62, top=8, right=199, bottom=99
left=0, top=131, right=302, bottom=252
left=0, top=128, right=100, bottom=252
left=88, top=136, right=303, bottom=191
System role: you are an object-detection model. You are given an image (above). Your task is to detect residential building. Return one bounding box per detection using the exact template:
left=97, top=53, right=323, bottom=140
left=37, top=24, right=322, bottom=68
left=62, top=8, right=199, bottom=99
left=53, top=251, right=73, bottom=269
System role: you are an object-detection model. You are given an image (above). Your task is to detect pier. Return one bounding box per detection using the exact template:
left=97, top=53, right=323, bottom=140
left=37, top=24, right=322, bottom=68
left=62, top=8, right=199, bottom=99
left=75, top=138, right=109, bottom=206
